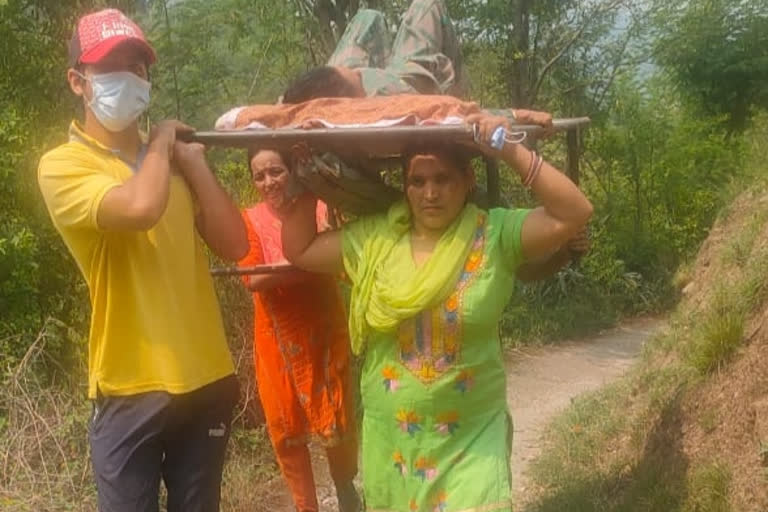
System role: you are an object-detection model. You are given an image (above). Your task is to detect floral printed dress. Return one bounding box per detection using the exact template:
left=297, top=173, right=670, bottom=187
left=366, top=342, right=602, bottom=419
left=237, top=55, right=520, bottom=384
left=239, top=203, right=352, bottom=448
left=343, top=208, right=530, bottom=512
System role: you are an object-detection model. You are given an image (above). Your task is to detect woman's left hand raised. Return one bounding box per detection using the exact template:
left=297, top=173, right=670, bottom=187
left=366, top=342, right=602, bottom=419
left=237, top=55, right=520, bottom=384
left=464, top=113, right=511, bottom=158
left=512, top=109, right=555, bottom=138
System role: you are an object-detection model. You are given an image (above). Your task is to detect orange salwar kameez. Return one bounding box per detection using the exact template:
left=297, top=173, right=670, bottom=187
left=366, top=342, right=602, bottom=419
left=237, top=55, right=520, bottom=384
left=239, top=203, right=357, bottom=512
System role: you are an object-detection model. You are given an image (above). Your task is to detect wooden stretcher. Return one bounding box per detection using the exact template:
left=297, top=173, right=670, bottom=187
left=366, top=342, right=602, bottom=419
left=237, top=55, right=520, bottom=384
left=204, top=117, right=591, bottom=277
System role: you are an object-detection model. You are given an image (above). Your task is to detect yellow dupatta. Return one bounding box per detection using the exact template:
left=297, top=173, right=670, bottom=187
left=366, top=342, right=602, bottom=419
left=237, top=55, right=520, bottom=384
left=343, top=200, right=481, bottom=354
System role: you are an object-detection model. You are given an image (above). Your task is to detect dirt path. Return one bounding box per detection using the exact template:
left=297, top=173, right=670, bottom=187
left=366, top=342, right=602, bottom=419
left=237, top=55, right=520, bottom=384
left=254, top=318, right=661, bottom=511
left=507, top=317, right=661, bottom=500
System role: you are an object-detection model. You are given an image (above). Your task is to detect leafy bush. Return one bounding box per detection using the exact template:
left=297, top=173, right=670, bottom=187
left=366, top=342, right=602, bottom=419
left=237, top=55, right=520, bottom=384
left=501, top=78, right=743, bottom=344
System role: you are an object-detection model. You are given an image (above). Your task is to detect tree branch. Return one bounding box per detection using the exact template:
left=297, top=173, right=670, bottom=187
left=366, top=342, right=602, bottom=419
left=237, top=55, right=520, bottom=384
left=530, top=23, right=586, bottom=105
left=161, top=0, right=181, bottom=118
left=314, top=0, right=339, bottom=54
left=246, top=34, right=276, bottom=102
left=594, top=31, right=633, bottom=111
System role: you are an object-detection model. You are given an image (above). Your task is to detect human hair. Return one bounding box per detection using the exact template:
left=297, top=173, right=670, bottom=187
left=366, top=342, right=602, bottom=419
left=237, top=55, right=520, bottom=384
left=282, top=66, right=361, bottom=104
left=401, top=143, right=476, bottom=178
left=247, top=147, right=292, bottom=171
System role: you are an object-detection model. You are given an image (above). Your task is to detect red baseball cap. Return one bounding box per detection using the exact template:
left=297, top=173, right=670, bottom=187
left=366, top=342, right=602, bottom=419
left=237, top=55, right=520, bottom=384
left=69, top=9, right=156, bottom=68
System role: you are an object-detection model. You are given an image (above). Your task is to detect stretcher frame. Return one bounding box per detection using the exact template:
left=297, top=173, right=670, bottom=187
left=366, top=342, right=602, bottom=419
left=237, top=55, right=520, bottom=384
left=206, top=117, right=591, bottom=277
left=190, top=118, right=590, bottom=152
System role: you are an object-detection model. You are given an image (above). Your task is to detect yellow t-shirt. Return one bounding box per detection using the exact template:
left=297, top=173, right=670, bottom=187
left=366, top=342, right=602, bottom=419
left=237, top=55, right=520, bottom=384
left=38, top=122, right=234, bottom=399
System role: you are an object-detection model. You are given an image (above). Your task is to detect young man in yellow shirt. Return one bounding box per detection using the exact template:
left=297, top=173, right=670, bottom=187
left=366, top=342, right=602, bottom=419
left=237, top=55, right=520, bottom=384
left=37, top=9, right=248, bottom=512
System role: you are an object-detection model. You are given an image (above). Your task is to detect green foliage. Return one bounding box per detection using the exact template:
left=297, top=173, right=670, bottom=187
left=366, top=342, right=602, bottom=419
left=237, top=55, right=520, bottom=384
left=721, top=208, right=768, bottom=266
left=590, top=78, right=739, bottom=274
left=688, top=293, right=746, bottom=374
left=0, top=0, right=127, bottom=369
left=448, top=0, right=646, bottom=114
left=653, top=0, right=768, bottom=132
left=688, top=228, right=768, bottom=374
left=140, top=0, right=310, bottom=129
left=684, top=462, right=732, bottom=512
left=501, top=77, right=741, bottom=344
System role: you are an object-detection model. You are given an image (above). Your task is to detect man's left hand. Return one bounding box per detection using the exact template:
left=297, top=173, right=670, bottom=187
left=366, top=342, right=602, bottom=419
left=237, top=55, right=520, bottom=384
left=173, top=141, right=207, bottom=177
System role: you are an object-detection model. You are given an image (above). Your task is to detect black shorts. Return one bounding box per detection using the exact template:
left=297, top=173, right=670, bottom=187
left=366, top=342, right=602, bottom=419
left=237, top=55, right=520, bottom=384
left=89, top=375, right=239, bottom=512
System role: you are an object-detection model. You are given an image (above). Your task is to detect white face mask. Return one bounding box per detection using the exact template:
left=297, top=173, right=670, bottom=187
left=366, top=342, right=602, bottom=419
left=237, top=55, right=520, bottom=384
left=78, top=71, right=151, bottom=132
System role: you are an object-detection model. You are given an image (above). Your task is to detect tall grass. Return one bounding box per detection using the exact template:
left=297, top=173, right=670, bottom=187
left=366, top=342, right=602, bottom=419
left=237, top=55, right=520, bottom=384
left=684, top=462, right=732, bottom=512
left=687, top=289, right=746, bottom=374
left=0, top=316, right=278, bottom=512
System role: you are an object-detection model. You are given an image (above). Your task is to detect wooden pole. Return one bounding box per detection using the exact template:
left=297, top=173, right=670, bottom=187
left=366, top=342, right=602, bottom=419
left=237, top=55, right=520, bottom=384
left=484, top=157, right=501, bottom=207
left=566, top=128, right=581, bottom=186
left=210, top=264, right=297, bottom=276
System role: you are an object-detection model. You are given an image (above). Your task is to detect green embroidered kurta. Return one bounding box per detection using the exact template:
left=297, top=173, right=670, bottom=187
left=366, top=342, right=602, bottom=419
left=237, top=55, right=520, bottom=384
left=342, top=207, right=530, bottom=512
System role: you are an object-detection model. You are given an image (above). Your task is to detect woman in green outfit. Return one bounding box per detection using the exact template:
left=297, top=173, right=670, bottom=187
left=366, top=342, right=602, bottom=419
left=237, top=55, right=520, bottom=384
left=281, top=112, right=593, bottom=512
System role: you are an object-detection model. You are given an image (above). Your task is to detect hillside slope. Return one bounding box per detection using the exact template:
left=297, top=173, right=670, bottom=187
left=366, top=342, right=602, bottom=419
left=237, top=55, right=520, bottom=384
left=522, top=185, right=768, bottom=512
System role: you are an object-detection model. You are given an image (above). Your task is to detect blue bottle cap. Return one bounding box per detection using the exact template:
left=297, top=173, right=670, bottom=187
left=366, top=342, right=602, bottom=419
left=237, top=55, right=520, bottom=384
left=490, top=126, right=506, bottom=150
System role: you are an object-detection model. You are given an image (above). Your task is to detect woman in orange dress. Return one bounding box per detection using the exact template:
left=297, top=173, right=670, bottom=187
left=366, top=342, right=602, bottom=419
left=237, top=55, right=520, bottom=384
left=238, top=149, right=360, bottom=512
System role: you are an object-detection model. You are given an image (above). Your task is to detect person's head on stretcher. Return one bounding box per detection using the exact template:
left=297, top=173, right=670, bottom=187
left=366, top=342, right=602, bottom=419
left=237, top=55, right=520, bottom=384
left=283, top=66, right=366, bottom=103
left=402, top=144, right=475, bottom=234
left=249, top=149, right=298, bottom=213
